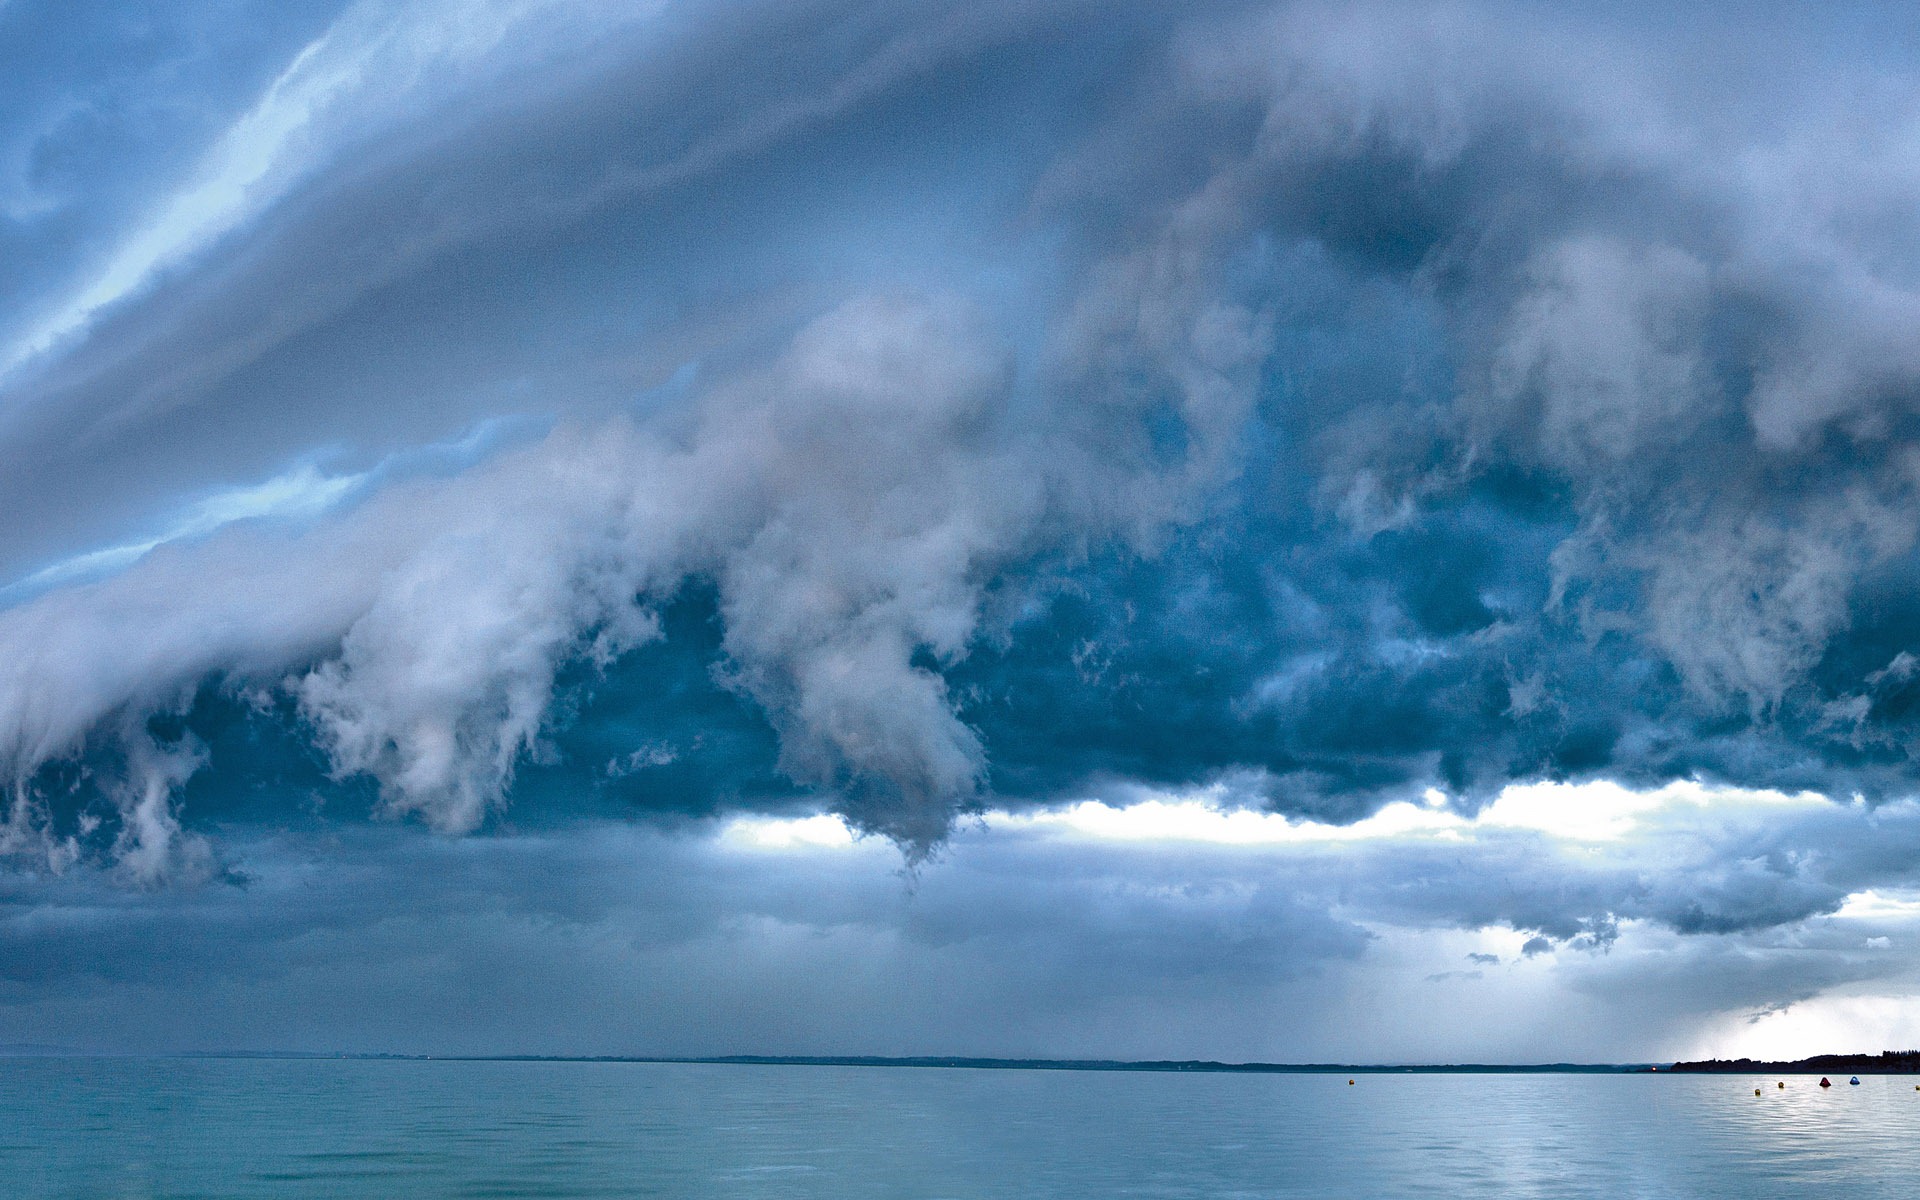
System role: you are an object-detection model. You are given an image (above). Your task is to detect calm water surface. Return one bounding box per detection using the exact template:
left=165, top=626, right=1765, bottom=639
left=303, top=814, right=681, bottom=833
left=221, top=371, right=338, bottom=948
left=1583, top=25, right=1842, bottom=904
left=3, top=1059, right=1918, bottom=1198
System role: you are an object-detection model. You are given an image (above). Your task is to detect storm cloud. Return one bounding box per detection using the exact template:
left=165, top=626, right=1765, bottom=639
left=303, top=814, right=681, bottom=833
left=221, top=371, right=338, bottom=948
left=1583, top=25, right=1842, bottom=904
left=7, top=0, right=1920, bottom=1057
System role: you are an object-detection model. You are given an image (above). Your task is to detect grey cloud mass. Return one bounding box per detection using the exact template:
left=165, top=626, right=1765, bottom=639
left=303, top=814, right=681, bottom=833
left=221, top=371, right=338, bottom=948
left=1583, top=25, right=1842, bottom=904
left=7, top=0, right=1920, bottom=1057
left=7, top=791, right=1920, bottom=1061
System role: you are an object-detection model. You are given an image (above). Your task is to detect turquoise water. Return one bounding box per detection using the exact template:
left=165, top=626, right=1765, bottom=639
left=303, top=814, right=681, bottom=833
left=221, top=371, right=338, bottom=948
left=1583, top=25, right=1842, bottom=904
left=4, top=1059, right=1919, bottom=1197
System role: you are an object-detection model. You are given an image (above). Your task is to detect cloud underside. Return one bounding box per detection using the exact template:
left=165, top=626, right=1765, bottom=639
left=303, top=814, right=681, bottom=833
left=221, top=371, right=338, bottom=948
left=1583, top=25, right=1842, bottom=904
left=9, top=794, right=1920, bottom=1061
left=6, top=0, right=1920, bottom=927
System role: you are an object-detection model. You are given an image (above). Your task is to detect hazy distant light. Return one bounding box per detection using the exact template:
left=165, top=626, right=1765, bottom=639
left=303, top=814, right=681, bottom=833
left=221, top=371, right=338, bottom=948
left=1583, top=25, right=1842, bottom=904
left=1700, top=993, right=1920, bottom=1063
left=1002, top=797, right=1468, bottom=845
left=715, top=779, right=1837, bottom=855
left=720, top=813, right=860, bottom=850
left=1833, top=889, right=1920, bottom=921
left=1475, top=779, right=1824, bottom=842
left=1006, top=780, right=1831, bottom=848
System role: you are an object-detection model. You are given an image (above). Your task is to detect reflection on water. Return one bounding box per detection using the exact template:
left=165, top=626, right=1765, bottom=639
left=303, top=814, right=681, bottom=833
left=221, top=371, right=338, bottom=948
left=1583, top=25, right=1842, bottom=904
left=4, top=1059, right=1919, bottom=1198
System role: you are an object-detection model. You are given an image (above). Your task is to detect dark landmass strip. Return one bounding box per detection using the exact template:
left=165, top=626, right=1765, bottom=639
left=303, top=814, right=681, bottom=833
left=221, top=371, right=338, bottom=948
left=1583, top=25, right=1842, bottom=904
left=1670, top=1050, right=1920, bottom=1074
left=656, top=1056, right=1648, bottom=1074
left=47, top=1050, right=1920, bottom=1074
left=174, top=1052, right=1650, bottom=1073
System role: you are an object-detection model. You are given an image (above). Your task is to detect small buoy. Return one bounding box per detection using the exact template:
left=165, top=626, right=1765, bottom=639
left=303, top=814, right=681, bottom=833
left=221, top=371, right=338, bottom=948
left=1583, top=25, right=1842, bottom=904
left=1850, top=1076, right=1861, bottom=1086
left=1820, top=1077, right=1833, bottom=1088
left=1778, top=1082, right=1785, bottom=1089
left=1754, top=1088, right=1761, bottom=1095
left=1347, top=1079, right=1355, bottom=1086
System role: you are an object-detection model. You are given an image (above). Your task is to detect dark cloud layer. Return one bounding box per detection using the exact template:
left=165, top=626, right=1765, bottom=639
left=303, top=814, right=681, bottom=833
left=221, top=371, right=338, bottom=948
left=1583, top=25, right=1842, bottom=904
left=7, top=0, right=1920, bottom=1054
left=11, top=2, right=1920, bottom=846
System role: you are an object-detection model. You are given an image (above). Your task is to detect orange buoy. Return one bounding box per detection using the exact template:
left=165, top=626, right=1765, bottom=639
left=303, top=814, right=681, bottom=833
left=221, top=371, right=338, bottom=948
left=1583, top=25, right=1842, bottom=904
left=1754, top=1088, right=1761, bottom=1095
left=1347, top=1079, right=1355, bottom=1086
left=1778, top=1082, right=1785, bottom=1089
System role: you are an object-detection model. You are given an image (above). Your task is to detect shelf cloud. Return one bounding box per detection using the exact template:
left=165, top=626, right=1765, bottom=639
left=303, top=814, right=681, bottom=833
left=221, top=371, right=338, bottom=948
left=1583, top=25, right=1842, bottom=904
left=7, top=0, right=1920, bottom=1056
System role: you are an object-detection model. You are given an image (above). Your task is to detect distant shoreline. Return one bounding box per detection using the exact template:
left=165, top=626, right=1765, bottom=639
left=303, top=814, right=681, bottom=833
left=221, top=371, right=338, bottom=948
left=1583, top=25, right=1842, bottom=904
left=1669, top=1052, right=1920, bottom=1075
left=11, top=1050, right=1920, bottom=1074
left=561, top=1056, right=1657, bottom=1074
left=4, top=1050, right=1649, bottom=1072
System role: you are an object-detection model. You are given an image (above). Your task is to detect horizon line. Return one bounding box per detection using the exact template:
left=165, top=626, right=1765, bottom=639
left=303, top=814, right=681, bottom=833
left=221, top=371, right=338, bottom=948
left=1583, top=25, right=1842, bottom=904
left=0, top=1049, right=1671, bottom=1072
left=8, top=1050, right=1916, bottom=1074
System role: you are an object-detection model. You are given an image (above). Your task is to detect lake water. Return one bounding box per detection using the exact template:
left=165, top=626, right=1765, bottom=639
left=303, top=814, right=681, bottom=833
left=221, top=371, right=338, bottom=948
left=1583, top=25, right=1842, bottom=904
left=4, top=1059, right=1919, bottom=1197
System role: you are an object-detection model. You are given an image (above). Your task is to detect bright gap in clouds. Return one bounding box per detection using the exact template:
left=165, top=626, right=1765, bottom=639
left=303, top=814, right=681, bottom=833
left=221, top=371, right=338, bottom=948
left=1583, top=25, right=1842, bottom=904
left=721, top=779, right=1833, bottom=851
left=721, top=812, right=862, bottom=850
left=1835, top=890, right=1920, bottom=921
left=1708, top=996, right=1920, bottom=1064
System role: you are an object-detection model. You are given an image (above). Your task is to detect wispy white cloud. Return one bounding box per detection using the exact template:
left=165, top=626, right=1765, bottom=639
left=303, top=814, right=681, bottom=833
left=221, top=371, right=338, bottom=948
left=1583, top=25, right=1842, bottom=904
left=0, top=464, right=358, bottom=601
left=0, top=0, right=658, bottom=383
left=0, top=413, right=537, bottom=605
